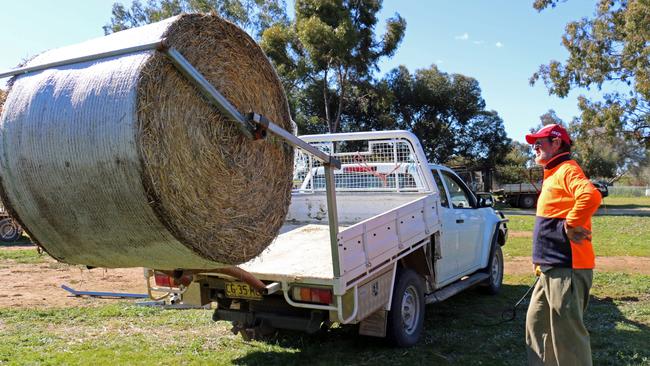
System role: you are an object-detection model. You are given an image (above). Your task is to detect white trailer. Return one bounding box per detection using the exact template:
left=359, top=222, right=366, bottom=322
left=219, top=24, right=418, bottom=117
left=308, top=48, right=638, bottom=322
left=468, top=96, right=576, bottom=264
left=147, top=130, right=508, bottom=347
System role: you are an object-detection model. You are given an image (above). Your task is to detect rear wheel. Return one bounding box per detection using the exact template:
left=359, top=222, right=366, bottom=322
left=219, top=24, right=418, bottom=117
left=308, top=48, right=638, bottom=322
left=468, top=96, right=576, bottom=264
left=0, top=218, right=22, bottom=242
left=387, top=269, right=425, bottom=347
left=519, top=194, right=537, bottom=209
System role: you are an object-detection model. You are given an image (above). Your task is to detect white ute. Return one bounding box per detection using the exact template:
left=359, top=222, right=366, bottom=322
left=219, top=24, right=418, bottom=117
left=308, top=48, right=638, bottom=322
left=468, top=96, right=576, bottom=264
left=146, top=130, right=508, bottom=347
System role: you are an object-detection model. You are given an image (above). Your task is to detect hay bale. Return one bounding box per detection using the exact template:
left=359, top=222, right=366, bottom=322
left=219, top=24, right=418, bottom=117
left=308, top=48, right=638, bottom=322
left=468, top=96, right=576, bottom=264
left=0, top=14, right=293, bottom=269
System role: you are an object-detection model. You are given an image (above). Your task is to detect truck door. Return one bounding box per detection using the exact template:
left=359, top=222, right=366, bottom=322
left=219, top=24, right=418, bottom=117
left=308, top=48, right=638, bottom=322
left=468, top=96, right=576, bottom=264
left=431, top=170, right=459, bottom=285
left=439, top=170, right=484, bottom=275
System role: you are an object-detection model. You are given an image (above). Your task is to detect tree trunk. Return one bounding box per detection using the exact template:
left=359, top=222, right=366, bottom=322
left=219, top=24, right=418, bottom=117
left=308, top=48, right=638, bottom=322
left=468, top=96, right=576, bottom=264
left=332, top=66, right=348, bottom=134
left=322, top=69, right=332, bottom=133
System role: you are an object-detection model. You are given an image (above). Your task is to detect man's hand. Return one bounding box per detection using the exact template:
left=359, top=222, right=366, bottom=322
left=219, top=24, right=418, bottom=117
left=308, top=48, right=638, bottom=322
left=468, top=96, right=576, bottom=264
left=564, top=223, right=592, bottom=244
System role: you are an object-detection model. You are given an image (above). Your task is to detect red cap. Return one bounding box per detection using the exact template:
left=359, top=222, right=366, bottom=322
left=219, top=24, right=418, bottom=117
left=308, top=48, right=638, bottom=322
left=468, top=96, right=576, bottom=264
left=525, top=124, right=572, bottom=145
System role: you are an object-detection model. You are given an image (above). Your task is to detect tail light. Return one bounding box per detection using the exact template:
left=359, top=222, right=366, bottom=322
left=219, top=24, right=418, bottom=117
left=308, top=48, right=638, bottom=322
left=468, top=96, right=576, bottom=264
left=153, top=271, right=192, bottom=288
left=291, top=286, right=333, bottom=305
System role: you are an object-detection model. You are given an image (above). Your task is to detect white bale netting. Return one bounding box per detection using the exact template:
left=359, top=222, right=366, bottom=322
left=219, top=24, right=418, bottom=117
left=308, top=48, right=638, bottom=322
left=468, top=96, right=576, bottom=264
left=0, top=14, right=294, bottom=269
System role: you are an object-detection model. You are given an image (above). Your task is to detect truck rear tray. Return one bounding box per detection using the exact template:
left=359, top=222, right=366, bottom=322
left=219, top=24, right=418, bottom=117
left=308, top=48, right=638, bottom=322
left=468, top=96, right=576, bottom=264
left=238, top=223, right=340, bottom=281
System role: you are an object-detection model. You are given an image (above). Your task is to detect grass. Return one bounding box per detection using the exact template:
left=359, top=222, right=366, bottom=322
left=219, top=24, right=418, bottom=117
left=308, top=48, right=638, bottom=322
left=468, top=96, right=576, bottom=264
left=0, top=272, right=648, bottom=365
left=494, top=195, right=650, bottom=211
left=601, top=196, right=650, bottom=209
left=503, top=215, right=650, bottom=257
left=0, top=248, right=46, bottom=264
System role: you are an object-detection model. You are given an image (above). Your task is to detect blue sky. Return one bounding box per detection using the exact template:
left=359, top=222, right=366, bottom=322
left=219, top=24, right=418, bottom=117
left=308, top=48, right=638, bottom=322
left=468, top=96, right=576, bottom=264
left=0, top=0, right=603, bottom=143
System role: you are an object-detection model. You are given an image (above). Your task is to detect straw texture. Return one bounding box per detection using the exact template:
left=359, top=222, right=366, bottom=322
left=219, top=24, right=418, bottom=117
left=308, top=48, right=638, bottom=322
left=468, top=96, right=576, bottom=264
left=0, top=14, right=293, bottom=269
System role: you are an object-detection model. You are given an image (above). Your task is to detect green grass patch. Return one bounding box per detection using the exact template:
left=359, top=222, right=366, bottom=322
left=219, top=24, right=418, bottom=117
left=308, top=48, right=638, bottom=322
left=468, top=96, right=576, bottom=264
left=0, top=273, right=648, bottom=365
left=495, top=196, right=650, bottom=210
left=0, top=248, right=46, bottom=264
left=503, top=215, right=650, bottom=257
left=600, top=196, right=650, bottom=209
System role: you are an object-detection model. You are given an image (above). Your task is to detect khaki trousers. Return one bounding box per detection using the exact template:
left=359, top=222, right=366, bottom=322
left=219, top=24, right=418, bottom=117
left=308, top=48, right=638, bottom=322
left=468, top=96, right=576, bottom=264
left=525, top=267, right=593, bottom=366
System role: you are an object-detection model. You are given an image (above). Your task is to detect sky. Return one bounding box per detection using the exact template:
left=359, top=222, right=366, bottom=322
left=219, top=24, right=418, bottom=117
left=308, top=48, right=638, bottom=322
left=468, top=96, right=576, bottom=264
left=0, top=0, right=605, bottom=143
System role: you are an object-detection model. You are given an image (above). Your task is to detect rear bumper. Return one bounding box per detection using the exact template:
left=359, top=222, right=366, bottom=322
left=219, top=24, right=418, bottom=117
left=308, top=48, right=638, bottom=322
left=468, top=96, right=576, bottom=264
left=213, top=308, right=326, bottom=334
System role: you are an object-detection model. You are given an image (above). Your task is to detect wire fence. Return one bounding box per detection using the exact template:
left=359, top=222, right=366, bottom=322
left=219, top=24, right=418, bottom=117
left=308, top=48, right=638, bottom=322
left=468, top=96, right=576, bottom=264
left=607, top=186, right=650, bottom=197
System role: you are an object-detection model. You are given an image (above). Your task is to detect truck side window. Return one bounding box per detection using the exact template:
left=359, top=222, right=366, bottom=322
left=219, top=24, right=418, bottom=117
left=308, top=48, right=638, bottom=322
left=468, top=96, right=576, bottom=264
left=441, top=171, right=475, bottom=209
left=432, top=171, right=450, bottom=208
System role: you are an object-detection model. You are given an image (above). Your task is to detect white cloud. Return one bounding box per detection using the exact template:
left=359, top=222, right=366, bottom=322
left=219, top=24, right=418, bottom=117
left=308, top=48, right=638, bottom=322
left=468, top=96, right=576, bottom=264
left=473, top=40, right=485, bottom=45
left=495, top=41, right=504, bottom=48
left=435, top=59, right=444, bottom=65
left=455, top=32, right=469, bottom=41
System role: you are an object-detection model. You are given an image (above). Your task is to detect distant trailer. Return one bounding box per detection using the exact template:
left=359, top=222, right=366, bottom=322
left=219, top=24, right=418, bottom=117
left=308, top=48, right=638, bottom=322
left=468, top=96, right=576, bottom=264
left=0, top=204, right=23, bottom=242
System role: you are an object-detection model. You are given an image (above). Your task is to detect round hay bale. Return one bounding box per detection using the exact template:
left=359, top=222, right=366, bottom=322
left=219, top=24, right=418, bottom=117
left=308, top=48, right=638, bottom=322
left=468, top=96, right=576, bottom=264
left=0, top=14, right=293, bottom=269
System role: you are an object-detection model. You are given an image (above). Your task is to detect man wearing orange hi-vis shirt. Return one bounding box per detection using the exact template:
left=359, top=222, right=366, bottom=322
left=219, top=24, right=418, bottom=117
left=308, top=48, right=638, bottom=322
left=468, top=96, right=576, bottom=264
left=524, top=124, right=602, bottom=366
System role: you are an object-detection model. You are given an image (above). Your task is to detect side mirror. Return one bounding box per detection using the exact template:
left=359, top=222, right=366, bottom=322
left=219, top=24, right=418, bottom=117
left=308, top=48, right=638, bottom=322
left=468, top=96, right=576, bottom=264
left=477, top=193, right=494, bottom=208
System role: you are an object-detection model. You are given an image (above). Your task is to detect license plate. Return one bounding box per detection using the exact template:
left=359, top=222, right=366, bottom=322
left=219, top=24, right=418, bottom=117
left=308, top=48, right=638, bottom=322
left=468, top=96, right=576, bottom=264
left=225, top=282, right=262, bottom=300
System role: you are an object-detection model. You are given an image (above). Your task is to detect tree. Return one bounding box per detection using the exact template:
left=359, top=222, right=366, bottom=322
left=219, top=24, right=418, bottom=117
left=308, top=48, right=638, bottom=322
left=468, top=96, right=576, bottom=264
left=495, top=141, right=536, bottom=184
left=383, top=65, right=511, bottom=165
left=531, top=0, right=650, bottom=148
left=260, top=0, right=406, bottom=133
left=539, top=108, right=565, bottom=127
left=569, top=114, right=647, bottom=180
left=103, top=0, right=289, bottom=38
left=528, top=109, right=568, bottom=135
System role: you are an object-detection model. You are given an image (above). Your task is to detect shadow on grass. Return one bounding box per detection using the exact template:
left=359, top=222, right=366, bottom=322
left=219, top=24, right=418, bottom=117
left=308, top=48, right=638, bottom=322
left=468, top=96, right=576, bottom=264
left=230, top=282, right=649, bottom=366
left=231, top=284, right=532, bottom=366
left=587, top=295, right=650, bottom=364
left=600, top=203, right=650, bottom=209
left=0, top=235, right=34, bottom=248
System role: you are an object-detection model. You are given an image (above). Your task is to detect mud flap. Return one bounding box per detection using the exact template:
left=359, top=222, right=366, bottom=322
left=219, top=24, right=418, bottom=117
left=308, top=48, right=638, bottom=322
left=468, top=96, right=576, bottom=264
left=359, top=309, right=387, bottom=337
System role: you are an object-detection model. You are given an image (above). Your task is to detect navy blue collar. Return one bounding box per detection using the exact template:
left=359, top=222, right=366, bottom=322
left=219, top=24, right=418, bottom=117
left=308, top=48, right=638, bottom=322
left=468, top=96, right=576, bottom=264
left=544, top=152, right=571, bottom=170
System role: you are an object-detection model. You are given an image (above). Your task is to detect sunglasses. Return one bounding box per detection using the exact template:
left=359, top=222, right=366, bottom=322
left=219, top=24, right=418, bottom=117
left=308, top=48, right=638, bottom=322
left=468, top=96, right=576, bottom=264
left=532, top=137, right=558, bottom=147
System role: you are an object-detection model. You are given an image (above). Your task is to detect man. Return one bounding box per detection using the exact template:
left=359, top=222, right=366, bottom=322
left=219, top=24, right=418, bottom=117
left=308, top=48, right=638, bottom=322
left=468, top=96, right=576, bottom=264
left=524, top=124, right=601, bottom=366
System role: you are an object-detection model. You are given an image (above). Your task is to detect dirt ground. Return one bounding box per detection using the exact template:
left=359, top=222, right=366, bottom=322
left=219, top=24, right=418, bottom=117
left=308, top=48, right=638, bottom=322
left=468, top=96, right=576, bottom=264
left=0, top=250, right=147, bottom=309
left=1, top=246, right=649, bottom=309
left=504, top=256, right=650, bottom=275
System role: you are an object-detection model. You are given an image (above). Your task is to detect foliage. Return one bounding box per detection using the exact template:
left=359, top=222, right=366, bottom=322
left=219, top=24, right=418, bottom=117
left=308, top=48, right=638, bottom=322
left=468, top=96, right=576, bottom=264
left=531, top=0, right=650, bottom=148
left=103, top=0, right=289, bottom=38
left=495, top=141, right=535, bottom=184
left=380, top=65, right=511, bottom=165
left=260, top=0, right=406, bottom=133
left=537, top=108, right=566, bottom=129
left=527, top=109, right=635, bottom=180
left=103, top=2, right=509, bottom=166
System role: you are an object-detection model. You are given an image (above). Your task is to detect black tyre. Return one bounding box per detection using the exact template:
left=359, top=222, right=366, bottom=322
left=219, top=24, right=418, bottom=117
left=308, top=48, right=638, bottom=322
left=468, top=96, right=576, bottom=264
left=507, top=196, right=519, bottom=208
left=481, top=244, right=504, bottom=295
left=387, top=268, right=425, bottom=347
left=0, top=218, right=23, bottom=242
left=519, top=194, right=537, bottom=209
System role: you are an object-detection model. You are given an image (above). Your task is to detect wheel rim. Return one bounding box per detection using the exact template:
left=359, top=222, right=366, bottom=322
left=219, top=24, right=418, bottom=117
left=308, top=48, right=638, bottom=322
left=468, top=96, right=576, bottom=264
left=491, top=250, right=501, bottom=286
left=522, top=197, right=534, bottom=208
left=0, top=223, right=15, bottom=238
left=401, top=285, right=420, bottom=335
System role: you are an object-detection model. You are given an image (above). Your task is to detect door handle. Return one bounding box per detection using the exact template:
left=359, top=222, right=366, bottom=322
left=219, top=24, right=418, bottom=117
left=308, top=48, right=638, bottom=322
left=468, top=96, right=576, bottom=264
left=456, top=219, right=464, bottom=224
